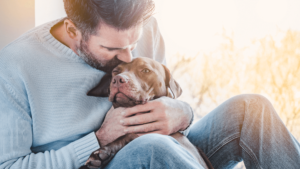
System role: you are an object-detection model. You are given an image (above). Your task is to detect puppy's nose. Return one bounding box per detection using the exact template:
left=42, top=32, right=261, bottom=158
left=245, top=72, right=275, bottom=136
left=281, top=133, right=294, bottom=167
left=112, top=75, right=128, bottom=87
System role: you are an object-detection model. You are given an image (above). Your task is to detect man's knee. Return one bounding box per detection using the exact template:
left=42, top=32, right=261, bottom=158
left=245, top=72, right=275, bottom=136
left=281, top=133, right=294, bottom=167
left=226, top=94, right=276, bottom=117
left=240, top=94, right=273, bottom=108
left=234, top=94, right=270, bottom=103
left=227, top=94, right=271, bottom=108
left=216, top=94, right=275, bottom=119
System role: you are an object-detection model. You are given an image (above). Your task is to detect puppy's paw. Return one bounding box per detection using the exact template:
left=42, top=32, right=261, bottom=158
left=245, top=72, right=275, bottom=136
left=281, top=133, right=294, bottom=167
left=85, top=160, right=102, bottom=169
left=85, top=147, right=113, bottom=168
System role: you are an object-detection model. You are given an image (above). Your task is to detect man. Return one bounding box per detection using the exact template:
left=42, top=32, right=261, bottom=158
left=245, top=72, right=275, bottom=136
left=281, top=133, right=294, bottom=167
left=0, top=0, right=299, bottom=169
left=0, top=0, right=195, bottom=168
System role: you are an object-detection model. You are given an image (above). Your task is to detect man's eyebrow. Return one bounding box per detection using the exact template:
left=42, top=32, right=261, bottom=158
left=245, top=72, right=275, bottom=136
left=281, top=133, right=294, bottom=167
left=101, top=40, right=139, bottom=50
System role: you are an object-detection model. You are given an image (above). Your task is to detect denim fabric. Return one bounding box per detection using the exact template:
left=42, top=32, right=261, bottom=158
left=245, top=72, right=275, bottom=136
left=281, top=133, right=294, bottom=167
left=104, top=134, right=204, bottom=169
left=103, top=94, right=300, bottom=169
left=188, top=94, right=300, bottom=169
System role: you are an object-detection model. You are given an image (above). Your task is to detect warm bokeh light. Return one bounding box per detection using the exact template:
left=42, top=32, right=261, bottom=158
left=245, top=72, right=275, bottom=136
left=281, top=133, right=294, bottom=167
left=153, top=0, right=300, bottom=56
left=255, top=0, right=288, bottom=23
left=0, top=0, right=34, bottom=49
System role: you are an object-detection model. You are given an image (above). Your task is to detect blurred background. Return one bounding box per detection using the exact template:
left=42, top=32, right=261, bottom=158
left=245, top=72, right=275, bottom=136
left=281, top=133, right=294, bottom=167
left=1, top=0, right=300, bottom=168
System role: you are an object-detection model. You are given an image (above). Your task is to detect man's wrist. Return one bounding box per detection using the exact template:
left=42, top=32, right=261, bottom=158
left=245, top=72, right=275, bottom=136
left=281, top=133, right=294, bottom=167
left=95, top=129, right=105, bottom=147
left=181, top=102, right=194, bottom=131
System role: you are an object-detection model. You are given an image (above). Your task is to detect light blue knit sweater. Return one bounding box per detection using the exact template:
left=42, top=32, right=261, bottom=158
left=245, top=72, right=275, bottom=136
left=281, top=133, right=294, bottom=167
left=0, top=17, right=167, bottom=169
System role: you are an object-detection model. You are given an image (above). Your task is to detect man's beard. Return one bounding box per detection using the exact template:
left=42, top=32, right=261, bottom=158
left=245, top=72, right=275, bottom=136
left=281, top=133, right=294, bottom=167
left=76, top=39, right=123, bottom=73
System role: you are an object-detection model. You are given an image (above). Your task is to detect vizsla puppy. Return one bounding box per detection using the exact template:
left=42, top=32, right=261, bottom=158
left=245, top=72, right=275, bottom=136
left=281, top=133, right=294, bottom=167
left=81, top=57, right=213, bottom=169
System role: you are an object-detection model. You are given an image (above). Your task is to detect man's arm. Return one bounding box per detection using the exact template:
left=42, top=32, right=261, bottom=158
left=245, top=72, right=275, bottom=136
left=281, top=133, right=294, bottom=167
left=0, top=77, right=99, bottom=169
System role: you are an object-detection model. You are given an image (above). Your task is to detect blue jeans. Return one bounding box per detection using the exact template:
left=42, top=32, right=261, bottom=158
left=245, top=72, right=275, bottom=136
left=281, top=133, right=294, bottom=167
left=104, top=94, right=300, bottom=169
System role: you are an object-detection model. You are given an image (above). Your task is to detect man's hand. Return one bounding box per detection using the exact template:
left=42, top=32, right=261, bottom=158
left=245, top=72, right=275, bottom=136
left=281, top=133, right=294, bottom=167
left=121, top=97, right=193, bottom=136
left=96, top=97, right=193, bottom=147
left=95, top=106, right=128, bottom=147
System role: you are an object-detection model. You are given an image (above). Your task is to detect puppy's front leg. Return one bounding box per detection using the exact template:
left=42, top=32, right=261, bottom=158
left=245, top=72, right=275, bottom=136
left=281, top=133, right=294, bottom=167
left=82, top=133, right=139, bottom=169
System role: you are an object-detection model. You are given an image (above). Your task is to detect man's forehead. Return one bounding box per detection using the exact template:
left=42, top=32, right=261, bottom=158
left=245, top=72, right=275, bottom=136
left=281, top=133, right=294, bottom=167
left=91, top=23, right=143, bottom=49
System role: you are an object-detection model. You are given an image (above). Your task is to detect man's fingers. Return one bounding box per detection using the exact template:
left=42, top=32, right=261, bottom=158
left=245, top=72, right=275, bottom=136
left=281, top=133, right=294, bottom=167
left=123, top=101, right=159, bottom=117
left=124, top=121, right=165, bottom=133
left=121, top=112, right=158, bottom=126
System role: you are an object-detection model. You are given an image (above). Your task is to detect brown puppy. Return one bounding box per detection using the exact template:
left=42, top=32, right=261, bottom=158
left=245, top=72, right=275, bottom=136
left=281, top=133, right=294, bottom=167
left=82, top=57, right=213, bottom=169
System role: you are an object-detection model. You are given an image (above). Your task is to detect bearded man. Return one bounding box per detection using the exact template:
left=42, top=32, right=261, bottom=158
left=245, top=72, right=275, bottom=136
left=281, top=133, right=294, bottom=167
left=0, top=0, right=299, bottom=169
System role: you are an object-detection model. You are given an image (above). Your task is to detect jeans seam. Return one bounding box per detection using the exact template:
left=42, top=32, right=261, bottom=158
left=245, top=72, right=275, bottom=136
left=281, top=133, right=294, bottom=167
left=240, top=140, right=262, bottom=169
left=206, top=132, right=240, bottom=158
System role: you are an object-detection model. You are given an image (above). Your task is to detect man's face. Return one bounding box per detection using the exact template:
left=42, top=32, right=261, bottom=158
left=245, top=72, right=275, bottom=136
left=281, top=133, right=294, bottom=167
left=76, top=23, right=143, bottom=73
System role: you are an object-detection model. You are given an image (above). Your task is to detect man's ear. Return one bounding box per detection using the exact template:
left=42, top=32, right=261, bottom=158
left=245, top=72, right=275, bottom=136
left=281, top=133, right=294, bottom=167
left=162, top=64, right=182, bottom=99
left=87, top=73, right=112, bottom=97
left=64, top=19, right=81, bottom=40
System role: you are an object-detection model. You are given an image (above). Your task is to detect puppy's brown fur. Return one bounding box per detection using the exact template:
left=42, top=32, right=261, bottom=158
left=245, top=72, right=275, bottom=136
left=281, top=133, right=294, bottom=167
left=81, top=57, right=213, bottom=169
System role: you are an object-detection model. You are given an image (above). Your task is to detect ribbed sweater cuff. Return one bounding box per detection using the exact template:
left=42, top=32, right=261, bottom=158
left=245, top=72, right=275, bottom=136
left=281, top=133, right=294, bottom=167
left=72, top=132, right=100, bottom=166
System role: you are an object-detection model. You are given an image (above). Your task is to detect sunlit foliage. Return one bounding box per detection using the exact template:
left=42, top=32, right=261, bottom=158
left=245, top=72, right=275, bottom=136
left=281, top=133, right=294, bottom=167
left=170, top=30, right=300, bottom=140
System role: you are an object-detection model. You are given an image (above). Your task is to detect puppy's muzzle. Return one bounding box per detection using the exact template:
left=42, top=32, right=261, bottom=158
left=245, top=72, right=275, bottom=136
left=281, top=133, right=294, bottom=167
left=112, top=74, right=129, bottom=88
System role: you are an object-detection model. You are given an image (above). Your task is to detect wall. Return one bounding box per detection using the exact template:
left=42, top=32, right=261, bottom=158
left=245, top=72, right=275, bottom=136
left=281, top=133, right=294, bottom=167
left=35, top=0, right=66, bottom=26
left=0, top=0, right=35, bottom=50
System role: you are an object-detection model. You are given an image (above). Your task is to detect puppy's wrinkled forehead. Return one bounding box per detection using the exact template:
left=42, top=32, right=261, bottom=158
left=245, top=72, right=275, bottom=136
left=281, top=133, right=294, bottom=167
left=114, top=57, right=165, bottom=76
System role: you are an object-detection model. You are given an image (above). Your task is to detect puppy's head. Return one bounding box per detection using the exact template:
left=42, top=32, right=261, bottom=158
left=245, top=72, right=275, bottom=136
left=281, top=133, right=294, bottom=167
left=87, top=57, right=182, bottom=108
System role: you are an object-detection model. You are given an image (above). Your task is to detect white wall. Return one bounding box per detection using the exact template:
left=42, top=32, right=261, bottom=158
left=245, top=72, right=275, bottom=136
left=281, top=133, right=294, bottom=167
left=0, top=0, right=35, bottom=50
left=35, top=0, right=66, bottom=27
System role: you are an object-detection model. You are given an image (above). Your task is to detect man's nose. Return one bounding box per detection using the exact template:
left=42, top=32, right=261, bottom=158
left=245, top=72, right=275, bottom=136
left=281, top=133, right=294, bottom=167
left=117, top=48, right=133, bottom=63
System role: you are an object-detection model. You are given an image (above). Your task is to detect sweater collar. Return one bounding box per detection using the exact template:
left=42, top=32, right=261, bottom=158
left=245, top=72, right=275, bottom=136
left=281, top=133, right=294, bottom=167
left=38, top=18, right=85, bottom=63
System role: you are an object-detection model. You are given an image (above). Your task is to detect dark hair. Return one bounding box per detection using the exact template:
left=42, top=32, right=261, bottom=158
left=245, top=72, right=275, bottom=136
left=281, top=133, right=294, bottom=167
left=64, top=0, right=155, bottom=40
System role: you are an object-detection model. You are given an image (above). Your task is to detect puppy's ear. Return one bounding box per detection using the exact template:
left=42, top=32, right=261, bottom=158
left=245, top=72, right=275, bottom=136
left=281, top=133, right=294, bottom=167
left=162, top=64, right=182, bottom=99
left=87, top=73, right=112, bottom=97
